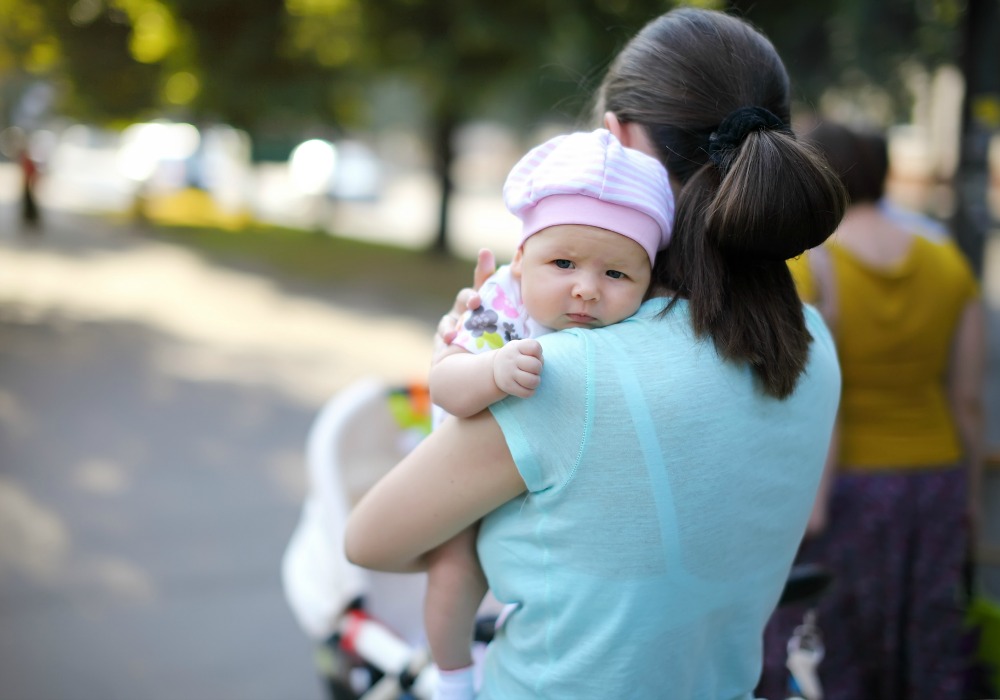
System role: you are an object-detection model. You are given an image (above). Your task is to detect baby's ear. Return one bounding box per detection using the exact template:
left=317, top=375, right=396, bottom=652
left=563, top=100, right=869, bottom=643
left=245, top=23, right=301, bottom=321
left=510, top=248, right=524, bottom=279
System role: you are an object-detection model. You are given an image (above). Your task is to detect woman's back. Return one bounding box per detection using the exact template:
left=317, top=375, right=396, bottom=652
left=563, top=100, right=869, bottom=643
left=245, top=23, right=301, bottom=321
left=478, top=297, right=840, bottom=699
left=790, top=207, right=978, bottom=468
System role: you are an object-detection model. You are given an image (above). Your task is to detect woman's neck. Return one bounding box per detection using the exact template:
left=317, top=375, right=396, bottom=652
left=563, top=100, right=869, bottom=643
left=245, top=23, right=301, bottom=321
left=831, top=202, right=914, bottom=268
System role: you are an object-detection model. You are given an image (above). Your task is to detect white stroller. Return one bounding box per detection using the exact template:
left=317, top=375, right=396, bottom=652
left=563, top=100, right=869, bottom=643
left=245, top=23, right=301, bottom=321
left=282, top=377, right=440, bottom=699
left=282, top=377, right=831, bottom=700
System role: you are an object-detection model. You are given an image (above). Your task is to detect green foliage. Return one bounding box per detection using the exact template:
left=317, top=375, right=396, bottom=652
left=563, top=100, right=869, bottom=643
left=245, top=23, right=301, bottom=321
left=44, top=4, right=162, bottom=121
left=730, top=0, right=964, bottom=120
left=2, top=0, right=968, bottom=134
left=163, top=0, right=335, bottom=131
left=2, top=1, right=162, bottom=124
left=283, top=0, right=683, bottom=130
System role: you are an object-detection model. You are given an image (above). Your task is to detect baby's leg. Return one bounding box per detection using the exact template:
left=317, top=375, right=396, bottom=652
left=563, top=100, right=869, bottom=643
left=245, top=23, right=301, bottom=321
left=424, top=523, right=487, bottom=672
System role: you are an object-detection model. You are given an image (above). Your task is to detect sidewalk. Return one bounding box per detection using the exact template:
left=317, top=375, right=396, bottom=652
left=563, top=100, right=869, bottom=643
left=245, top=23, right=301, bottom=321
left=1, top=197, right=999, bottom=699
left=0, top=206, right=446, bottom=700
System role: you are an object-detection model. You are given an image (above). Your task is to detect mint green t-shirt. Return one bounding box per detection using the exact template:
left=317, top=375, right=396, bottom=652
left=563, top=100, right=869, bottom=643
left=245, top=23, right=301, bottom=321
left=479, top=297, right=840, bottom=699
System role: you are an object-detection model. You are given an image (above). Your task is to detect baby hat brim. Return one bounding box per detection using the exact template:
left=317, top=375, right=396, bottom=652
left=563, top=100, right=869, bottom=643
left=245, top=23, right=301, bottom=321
left=503, top=128, right=675, bottom=266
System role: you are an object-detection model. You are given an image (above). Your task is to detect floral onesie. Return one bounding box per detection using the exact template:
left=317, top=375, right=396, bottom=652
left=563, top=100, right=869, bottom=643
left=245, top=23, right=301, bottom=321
left=451, top=264, right=551, bottom=353
left=433, top=265, right=551, bottom=428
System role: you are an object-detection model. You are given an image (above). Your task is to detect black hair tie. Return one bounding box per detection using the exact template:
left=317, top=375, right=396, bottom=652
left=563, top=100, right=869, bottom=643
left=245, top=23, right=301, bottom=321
left=708, top=106, right=792, bottom=167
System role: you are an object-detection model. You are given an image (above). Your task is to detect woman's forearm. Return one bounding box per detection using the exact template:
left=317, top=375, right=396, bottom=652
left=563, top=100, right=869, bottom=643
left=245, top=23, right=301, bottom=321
left=344, top=410, right=526, bottom=572
left=806, top=418, right=839, bottom=537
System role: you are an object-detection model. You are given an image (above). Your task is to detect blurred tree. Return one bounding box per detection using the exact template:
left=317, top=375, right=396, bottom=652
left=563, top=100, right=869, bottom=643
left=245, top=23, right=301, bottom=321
left=284, top=0, right=710, bottom=252
left=2, top=0, right=341, bottom=152
left=728, top=0, right=964, bottom=119
left=730, top=0, right=995, bottom=275
left=952, top=0, right=1000, bottom=276
left=0, top=0, right=52, bottom=127
left=3, top=0, right=984, bottom=255
left=162, top=0, right=335, bottom=145
left=23, top=0, right=163, bottom=123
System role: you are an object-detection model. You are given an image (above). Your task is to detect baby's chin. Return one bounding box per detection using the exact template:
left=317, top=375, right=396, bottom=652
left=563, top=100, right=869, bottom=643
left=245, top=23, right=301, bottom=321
left=549, top=311, right=638, bottom=331
left=551, top=317, right=607, bottom=330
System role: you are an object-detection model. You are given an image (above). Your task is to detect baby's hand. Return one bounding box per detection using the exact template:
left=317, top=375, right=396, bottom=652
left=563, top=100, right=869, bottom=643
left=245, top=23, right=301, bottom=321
left=493, top=339, right=543, bottom=398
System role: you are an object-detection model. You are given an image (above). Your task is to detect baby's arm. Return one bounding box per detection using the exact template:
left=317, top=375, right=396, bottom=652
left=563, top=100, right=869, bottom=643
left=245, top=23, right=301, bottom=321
left=430, top=339, right=543, bottom=418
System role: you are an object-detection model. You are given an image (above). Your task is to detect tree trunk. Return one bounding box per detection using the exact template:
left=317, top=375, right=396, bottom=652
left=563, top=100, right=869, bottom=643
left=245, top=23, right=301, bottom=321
left=951, top=0, right=1000, bottom=278
left=430, top=114, right=457, bottom=255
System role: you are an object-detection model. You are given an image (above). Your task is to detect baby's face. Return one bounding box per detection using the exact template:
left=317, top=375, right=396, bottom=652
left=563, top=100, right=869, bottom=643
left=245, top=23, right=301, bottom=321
left=511, top=224, right=651, bottom=330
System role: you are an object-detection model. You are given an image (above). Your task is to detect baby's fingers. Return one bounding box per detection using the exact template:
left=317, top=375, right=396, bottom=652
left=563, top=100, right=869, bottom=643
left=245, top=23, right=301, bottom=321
left=516, top=339, right=544, bottom=360
left=517, top=354, right=543, bottom=379
left=506, top=371, right=539, bottom=398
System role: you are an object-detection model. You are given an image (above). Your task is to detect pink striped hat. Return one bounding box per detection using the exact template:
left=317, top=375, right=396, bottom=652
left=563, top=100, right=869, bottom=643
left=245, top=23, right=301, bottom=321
left=503, top=128, right=674, bottom=266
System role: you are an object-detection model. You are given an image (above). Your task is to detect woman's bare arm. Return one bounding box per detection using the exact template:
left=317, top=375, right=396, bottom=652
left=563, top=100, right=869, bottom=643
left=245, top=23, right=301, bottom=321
left=948, top=298, right=986, bottom=537
left=344, top=410, right=526, bottom=573
left=805, top=418, right=839, bottom=537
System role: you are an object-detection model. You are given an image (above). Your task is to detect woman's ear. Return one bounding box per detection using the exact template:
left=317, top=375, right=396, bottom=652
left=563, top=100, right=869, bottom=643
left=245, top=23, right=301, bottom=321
left=603, top=111, right=658, bottom=158
left=603, top=111, right=625, bottom=141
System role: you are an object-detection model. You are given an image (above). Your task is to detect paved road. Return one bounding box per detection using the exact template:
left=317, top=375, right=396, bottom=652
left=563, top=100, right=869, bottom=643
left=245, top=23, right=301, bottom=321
left=0, top=206, right=437, bottom=700
left=2, top=202, right=1000, bottom=700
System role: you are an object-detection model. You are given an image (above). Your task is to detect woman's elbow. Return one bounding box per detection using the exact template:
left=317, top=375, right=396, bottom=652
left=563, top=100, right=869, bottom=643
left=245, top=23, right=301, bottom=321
left=343, top=520, right=374, bottom=569
left=344, top=520, right=409, bottom=572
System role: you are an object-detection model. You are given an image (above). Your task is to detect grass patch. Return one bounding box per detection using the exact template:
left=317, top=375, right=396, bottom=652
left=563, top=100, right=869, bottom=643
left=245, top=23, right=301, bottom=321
left=147, top=221, right=476, bottom=321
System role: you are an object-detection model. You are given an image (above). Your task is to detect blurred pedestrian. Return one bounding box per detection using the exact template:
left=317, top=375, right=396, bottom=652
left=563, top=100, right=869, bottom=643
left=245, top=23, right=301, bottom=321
left=18, top=132, right=41, bottom=230
left=757, top=121, right=986, bottom=700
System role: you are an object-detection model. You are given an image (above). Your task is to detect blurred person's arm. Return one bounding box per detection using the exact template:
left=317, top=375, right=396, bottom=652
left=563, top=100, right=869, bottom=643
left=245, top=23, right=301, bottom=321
left=345, top=410, right=525, bottom=573
left=806, top=418, right=839, bottom=537
left=949, top=298, right=986, bottom=540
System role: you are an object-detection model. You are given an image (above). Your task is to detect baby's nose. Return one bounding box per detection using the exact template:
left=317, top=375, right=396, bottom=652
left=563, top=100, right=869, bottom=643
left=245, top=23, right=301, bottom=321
left=572, top=276, right=599, bottom=300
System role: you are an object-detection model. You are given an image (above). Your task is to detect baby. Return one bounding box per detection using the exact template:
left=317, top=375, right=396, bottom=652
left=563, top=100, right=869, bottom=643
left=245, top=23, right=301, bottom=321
left=426, top=128, right=674, bottom=700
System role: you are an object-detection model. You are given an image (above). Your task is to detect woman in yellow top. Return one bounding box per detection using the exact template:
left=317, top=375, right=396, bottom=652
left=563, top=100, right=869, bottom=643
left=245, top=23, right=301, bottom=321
left=757, top=122, right=985, bottom=700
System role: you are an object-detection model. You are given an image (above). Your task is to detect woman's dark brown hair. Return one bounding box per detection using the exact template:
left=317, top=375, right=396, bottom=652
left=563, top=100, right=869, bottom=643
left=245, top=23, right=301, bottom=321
left=595, top=8, right=847, bottom=399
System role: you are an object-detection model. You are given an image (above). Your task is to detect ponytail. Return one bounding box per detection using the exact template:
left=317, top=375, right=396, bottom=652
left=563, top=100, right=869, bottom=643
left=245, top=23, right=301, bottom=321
left=596, top=8, right=847, bottom=398
left=657, top=118, right=846, bottom=399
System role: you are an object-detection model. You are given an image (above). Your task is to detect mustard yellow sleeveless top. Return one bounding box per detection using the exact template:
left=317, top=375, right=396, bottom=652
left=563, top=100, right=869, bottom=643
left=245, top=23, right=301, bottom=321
left=788, top=234, right=978, bottom=469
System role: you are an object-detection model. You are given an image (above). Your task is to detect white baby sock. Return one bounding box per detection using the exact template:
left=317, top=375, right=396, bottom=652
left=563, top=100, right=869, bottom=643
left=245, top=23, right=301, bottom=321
left=432, top=664, right=475, bottom=700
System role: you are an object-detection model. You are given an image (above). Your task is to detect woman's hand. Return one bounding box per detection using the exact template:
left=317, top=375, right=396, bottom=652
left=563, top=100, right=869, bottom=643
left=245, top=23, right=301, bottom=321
left=437, top=248, right=497, bottom=345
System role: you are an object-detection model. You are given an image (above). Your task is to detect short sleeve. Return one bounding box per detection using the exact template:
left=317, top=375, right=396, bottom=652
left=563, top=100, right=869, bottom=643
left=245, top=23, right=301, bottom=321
left=489, top=330, right=591, bottom=493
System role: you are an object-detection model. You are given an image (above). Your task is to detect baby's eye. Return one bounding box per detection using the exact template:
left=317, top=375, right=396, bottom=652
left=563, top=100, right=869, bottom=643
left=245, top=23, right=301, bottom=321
left=553, top=259, right=573, bottom=269
left=606, top=270, right=626, bottom=279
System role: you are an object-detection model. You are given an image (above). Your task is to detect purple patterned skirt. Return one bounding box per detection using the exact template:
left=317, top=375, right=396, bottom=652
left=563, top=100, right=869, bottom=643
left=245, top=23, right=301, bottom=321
left=757, top=464, right=969, bottom=700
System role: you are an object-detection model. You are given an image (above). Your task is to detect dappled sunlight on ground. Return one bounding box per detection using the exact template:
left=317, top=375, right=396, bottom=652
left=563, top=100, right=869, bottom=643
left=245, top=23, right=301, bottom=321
left=0, top=234, right=434, bottom=406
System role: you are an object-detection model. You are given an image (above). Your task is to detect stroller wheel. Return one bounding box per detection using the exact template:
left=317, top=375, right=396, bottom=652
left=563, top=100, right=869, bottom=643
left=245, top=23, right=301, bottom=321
left=316, top=634, right=376, bottom=700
